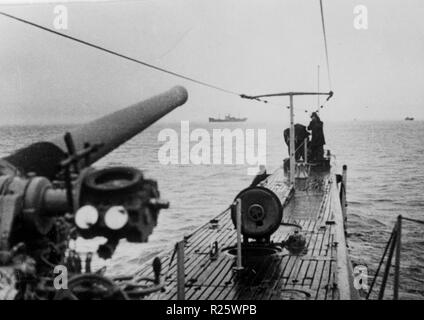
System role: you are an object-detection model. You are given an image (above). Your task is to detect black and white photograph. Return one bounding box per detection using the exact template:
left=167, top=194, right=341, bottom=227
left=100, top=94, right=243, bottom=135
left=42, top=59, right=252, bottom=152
left=0, top=0, right=423, bottom=305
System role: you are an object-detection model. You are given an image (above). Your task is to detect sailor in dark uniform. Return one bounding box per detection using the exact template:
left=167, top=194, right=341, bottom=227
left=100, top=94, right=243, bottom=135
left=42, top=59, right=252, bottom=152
left=307, top=112, right=326, bottom=161
left=283, top=124, right=310, bottom=161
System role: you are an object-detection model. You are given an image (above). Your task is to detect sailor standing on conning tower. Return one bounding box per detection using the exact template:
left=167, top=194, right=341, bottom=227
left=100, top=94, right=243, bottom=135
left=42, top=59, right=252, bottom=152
left=308, top=112, right=326, bottom=161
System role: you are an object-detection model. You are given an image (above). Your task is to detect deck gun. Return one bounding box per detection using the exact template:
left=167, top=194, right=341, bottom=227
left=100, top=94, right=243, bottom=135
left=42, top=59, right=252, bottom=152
left=0, top=86, right=188, bottom=299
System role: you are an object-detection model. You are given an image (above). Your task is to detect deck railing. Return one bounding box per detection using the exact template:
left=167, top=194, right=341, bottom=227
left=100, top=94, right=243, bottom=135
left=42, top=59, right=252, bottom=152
left=366, top=215, right=424, bottom=300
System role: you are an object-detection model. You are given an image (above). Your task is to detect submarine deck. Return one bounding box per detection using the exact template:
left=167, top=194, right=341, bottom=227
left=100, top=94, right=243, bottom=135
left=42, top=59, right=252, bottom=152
left=133, top=167, right=356, bottom=300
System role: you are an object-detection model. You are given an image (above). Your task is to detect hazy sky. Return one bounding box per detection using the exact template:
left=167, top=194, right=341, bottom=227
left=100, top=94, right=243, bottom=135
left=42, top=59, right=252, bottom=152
left=0, top=0, right=423, bottom=124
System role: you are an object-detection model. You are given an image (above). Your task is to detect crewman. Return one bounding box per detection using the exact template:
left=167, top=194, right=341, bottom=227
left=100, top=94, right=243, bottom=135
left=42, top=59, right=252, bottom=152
left=283, top=124, right=310, bottom=161
left=307, top=112, right=326, bottom=161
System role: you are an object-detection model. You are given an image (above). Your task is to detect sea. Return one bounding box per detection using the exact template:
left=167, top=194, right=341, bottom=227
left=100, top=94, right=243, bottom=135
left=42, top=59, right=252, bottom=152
left=0, top=120, right=423, bottom=299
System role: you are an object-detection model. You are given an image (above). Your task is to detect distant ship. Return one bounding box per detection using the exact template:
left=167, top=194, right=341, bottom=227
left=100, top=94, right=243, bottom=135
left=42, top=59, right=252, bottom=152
left=405, top=117, right=415, bottom=121
left=209, top=114, right=247, bottom=122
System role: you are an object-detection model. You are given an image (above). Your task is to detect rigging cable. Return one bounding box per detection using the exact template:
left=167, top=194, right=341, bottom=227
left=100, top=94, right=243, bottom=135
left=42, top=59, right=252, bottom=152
left=0, top=11, right=273, bottom=105
left=319, top=0, right=332, bottom=90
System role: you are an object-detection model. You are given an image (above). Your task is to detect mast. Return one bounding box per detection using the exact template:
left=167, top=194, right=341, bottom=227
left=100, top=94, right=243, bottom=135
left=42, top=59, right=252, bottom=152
left=289, top=95, right=295, bottom=186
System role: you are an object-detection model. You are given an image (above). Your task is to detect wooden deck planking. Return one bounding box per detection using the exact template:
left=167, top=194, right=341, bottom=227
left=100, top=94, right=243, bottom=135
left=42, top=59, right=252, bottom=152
left=136, top=169, right=354, bottom=300
left=166, top=224, right=236, bottom=299
left=135, top=209, right=232, bottom=280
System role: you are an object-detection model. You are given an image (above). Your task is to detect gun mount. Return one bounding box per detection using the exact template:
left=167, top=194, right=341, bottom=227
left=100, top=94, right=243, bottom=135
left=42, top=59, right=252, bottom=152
left=0, top=86, right=188, bottom=299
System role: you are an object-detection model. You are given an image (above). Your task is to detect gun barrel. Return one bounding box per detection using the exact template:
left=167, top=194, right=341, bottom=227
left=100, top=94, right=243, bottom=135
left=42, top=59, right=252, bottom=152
left=2, top=86, right=188, bottom=178
left=51, top=85, right=188, bottom=164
